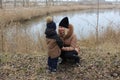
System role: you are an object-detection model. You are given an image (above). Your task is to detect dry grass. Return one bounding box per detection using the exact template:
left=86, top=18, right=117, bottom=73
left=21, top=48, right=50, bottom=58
left=1, top=4, right=120, bottom=80
left=1, top=14, right=120, bottom=56
left=1, top=22, right=120, bottom=54
left=0, top=4, right=119, bottom=24
left=79, top=24, right=120, bottom=52
left=0, top=7, right=120, bottom=79
left=0, top=47, right=120, bottom=80
left=0, top=22, right=47, bottom=54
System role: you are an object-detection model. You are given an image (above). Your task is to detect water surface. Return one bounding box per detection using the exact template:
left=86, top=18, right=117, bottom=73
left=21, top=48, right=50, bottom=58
left=7, top=9, right=120, bottom=40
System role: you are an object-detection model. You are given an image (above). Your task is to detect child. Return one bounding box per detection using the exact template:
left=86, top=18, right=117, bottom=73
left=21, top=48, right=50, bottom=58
left=45, top=16, right=63, bottom=73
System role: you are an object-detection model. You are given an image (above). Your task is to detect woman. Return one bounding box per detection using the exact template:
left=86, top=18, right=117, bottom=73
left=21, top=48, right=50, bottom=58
left=58, top=17, right=80, bottom=66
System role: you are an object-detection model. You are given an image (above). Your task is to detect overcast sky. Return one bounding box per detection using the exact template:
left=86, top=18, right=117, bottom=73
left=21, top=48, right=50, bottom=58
left=106, top=0, right=120, bottom=1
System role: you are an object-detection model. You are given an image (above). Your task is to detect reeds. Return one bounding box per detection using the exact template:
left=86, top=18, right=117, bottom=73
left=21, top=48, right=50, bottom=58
left=79, top=23, right=120, bottom=51
left=1, top=5, right=120, bottom=53
left=0, top=22, right=47, bottom=54
left=1, top=22, right=120, bottom=54
left=0, top=4, right=118, bottom=24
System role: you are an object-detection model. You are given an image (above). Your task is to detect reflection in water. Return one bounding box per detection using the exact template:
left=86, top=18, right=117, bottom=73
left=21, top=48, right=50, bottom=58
left=7, top=9, right=120, bottom=40
left=56, top=9, right=120, bottom=39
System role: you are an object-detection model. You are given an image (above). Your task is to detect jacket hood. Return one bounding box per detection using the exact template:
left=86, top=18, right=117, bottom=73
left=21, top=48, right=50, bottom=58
left=47, top=21, right=56, bottom=30
left=59, top=17, right=69, bottom=28
left=45, top=28, right=57, bottom=38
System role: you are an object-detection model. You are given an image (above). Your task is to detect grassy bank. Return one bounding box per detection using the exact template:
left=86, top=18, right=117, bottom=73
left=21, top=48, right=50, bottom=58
left=0, top=22, right=120, bottom=54
left=0, top=4, right=119, bottom=24
left=0, top=23, right=47, bottom=54
left=1, top=4, right=119, bottom=54
left=0, top=5, right=120, bottom=80
left=0, top=4, right=120, bottom=54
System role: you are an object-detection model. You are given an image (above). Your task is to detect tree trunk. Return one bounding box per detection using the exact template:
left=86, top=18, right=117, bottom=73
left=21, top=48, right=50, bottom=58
left=96, top=0, right=99, bottom=46
left=52, top=0, right=54, bottom=6
left=23, top=0, right=25, bottom=7
left=0, top=24, right=4, bottom=52
left=46, top=0, right=48, bottom=6
left=0, top=0, right=2, bottom=9
left=14, top=0, right=17, bottom=7
left=26, top=0, right=29, bottom=7
left=34, top=0, right=37, bottom=7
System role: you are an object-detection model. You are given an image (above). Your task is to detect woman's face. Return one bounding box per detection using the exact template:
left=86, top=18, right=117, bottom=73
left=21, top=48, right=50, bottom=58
left=58, top=26, right=65, bottom=36
left=58, top=26, right=69, bottom=37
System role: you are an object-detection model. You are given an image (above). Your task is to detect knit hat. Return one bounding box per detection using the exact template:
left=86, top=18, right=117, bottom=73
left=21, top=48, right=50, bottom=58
left=46, top=16, right=53, bottom=23
left=46, top=16, right=56, bottom=30
left=59, top=17, right=69, bottom=28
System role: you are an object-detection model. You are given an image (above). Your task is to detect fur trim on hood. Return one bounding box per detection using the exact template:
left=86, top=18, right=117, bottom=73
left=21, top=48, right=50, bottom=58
left=64, top=24, right=73, bottom=39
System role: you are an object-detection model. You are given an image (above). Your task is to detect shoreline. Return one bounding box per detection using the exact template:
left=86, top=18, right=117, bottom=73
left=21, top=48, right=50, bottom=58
left=0, top=4, right=120, bottom=25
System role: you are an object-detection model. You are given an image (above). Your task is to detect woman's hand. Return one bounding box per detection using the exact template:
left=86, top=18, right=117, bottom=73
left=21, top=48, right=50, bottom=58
left=75, top=48, right=79, bottom=53
left=61, top=47, right=66, bottom=51
left=62, top=47, right=74, bottom=51
left=61, top=47, right=69, bottom=51
left=62, top=47, right=78, bottom=52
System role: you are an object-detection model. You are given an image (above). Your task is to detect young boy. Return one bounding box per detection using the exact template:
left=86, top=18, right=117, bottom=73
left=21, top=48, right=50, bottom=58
left=45, top=16, right=63, bottom=73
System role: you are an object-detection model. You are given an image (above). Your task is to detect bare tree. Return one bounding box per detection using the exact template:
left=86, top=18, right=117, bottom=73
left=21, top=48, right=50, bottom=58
left=52, top=0, right=54, bottom=6
left=23, top=0, right=25, bottom=7
left=0, top=24, right=4, bottom=52
left=96, top=0, right=99, bottom=45
left=26, top=0, right=29, bottom=7
left=14, top=0, right=17, bottom=7
left=116, top=0, right=118, bottom=8
left=0, top=0, right=2, bottom=9
left=46, top=0, right=48, bottom=6
left=34, top=0, right=37, bottom=7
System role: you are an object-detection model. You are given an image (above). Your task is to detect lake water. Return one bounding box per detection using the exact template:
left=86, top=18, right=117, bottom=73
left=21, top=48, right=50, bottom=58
left=7, top=9, right=120, bottom=40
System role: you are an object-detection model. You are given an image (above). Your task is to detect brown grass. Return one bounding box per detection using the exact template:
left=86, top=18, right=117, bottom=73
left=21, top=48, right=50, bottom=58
left=0, top=4, right=119, bottom=24
left=1, top=5, right=120, bottom=80
left=1, top=22, right=120, bottom=54
left=1, top=20, right=120, bottom=56
left=0, top=22, right=47, bottom=54
left=1, top=4, right=120, bottom=54
left=79, top=24, right=120, bottom=52
left=0, top=47, right=120, bottom=80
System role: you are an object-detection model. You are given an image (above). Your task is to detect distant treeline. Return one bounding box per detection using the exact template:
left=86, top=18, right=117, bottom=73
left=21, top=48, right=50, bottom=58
left=0, top=0, right=119, bottom=9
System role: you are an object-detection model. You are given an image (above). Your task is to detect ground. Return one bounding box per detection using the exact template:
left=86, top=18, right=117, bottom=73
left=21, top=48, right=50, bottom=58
left=0, top=48, right=120, bottom=80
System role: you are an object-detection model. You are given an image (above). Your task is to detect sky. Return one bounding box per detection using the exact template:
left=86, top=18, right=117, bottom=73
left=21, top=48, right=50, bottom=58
left=106, top=0, right=120, bottom=1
